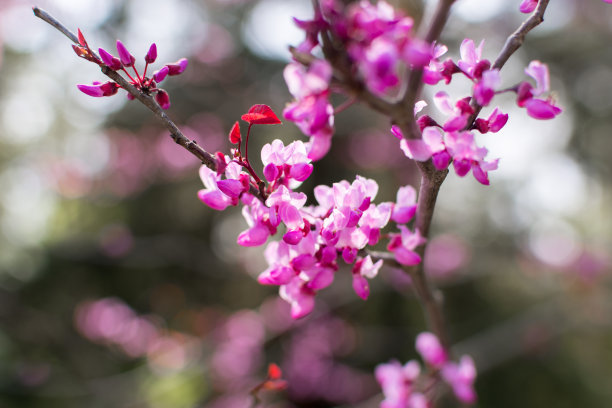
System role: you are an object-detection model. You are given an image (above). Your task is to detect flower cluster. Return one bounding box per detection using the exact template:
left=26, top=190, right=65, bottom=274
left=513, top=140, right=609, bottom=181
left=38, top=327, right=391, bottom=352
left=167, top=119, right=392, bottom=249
left=376, top=332, right=477, bottom=407
left=198, top=105, right=424, bottom=318
left=284, top=0, right=436, bottom=161
left=397, top=37, right=562, bottom=185
left=73, top=29, right=187, bottom=109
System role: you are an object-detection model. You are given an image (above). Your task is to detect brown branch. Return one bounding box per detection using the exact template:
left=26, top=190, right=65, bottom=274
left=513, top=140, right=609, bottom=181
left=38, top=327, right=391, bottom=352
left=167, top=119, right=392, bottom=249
left=401, top=160, right=450, bottom=349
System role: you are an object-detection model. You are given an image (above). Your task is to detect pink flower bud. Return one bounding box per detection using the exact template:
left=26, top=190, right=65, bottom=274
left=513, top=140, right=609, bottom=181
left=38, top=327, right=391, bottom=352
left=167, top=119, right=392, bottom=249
left=153, top=66, right=170, bottom=83
left=98, top=48, right=122, bottom=70
left=167, top=58, right=189, bottom=76
left=145, top=43, right=157, bottom=64
left=77, top=81, right=119, bottom=97
left=155, top=89, right=170, bottom=109
left=116, top=40, right=135, bottom=67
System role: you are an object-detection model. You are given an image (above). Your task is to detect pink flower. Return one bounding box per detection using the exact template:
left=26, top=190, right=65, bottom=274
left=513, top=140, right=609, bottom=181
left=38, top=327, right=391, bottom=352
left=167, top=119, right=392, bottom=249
left=387, top=226, right=425, bottom=266
left=352, top=255, right=383, bottom=300
left=283, top=60, right=334, bottom=160
left=517, top=60, right=561, bottom=120
left=445, top=131, right=499, bottom=185
left=375, top=360, right=421, bottom=408
left=398, top=126, right=449, bottom=169
left=279, top=276, right=315, bottom=319
left=197, top=159, right=241, bottom=211
left=415, top=332, right=448, bottom=367
left=441, top=356, right=477, bottom=404
left=350, top=36, right=401, bottom=95
left=391, top=185, right=417, bottom=224
left=473, top=69, right=500, bottom=106
left=474, top=108, right=508, bottom=134
left=457, top=39, right=489, bottom=79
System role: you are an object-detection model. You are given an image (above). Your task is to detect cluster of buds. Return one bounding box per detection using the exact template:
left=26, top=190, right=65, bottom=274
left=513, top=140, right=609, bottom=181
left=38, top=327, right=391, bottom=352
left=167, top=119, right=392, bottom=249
left=376, top=332, right=477, bottom=407
left=73, top=29, right=187, bottom=109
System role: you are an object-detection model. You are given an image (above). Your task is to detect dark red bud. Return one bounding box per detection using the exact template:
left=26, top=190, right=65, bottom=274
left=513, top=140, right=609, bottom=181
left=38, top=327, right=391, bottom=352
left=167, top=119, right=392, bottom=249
left=417, top=115, right=439, bottom=131
left=456, top=97, right=474, bottom=115
left=474, top=118, right=489, bottom=133
left=155, top=89, right=170, bottom=109
left=472, top=60, right=491, bottom=80
left=516, top=82, right=534, bottom=107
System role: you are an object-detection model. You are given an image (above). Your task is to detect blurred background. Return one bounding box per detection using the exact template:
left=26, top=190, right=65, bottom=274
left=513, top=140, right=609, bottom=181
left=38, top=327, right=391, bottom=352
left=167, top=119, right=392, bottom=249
left=0, top=0, right=611, bottom=407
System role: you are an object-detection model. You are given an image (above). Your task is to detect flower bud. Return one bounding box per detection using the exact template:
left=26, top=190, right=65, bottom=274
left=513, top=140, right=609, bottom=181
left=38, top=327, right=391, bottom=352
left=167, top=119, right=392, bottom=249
left=98, top=48, right=122, bottom=70
left=153, top=66, right=169, bottom=83
left=116, top=40, right=135, bottom=67
left=167, top=58, right=188, bottom=76
left=155, top=89, right=170, bottom=109
left=145, top=43, right=157, bottom=64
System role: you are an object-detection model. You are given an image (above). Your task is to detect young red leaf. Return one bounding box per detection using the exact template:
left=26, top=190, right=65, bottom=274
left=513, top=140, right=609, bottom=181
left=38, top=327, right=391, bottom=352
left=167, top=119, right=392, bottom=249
left=77, top=28, right=88, bottom=47
left=241, top=104, right=281, bottom=125
left=229, top=121, right=241, bottom=144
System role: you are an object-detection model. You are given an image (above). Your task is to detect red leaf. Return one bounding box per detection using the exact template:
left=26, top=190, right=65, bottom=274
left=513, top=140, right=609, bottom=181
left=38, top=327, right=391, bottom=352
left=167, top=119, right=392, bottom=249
left=267, top=363, right=282, bottom=380
left=77, top=28, right=88, bottom=47
left=229, top=121, right=241, bottom=144
left=241, top=104, right=281, bottom=125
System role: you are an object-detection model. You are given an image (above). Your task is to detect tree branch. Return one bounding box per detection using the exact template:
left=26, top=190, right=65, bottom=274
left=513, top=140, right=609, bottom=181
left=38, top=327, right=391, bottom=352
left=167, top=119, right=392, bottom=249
left=33, top=6, right=268, bottom=200
left=34, top=6, right=217, bottom=170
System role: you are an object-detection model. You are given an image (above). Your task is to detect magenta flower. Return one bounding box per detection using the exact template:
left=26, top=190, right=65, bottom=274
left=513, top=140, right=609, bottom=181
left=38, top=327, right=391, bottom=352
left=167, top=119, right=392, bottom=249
left=457, top=38, right=489, bottom=79
left=391, top=185, right=417, bottom=224
left=517, top=60, right=562, bottom=120
left=351, top=255, right=383, bottom=300
left=387, top=226, right=425, bottom=266
left=445, top=131, right=499, bottom=185
left=473, top=69, right=500, bottom=106
left=441, top=356, right=477, bottom=404
left=283, top=60, right=334, bottom=160
left=375, top=359, right=421, bottom=408
left=415, top=332, right=448, bottom=368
